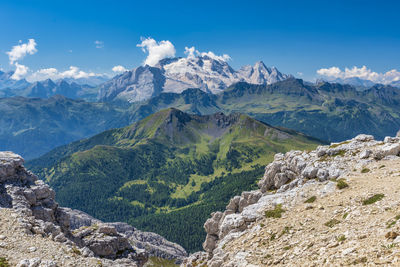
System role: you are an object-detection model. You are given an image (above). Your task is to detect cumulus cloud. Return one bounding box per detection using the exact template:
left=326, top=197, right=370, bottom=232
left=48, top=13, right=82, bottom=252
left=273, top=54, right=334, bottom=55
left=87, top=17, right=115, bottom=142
left=184, top=46, right=231, bottom=62
left=10, top=63, right=29, bottom=80
left=317, top=66, right=400, bottom=84
left=6, top=39, right=37, bottom=64
left=112, top=65, right=128, bottom=73
left=137, top=37, right=176, bottom=66
left=200, top=51, right=231, bottom=62
left=317, top=67, right=342, bottom=77
left=184, top=46, right=196, bottom=59
left=6, top=39, right=37, bottom=80
left=27, top=66, right=103, bottom=82
left=94, top=40, right=104, bottom=49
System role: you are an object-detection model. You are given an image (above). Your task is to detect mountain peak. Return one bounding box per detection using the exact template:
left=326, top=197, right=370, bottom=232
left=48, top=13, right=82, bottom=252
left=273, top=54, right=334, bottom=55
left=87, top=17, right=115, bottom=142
left=56, top=79, right=70, bottom=86
left=125, top=108, right=253, bottom=145
left=99, top=58, right=290, bottom=103
left=41, top=78, right=56, bottom=86
left=0, top=71, right=31, bottom=90
left=237, top=61, right=288, bottom=85
left=253, top=60, right=267, bottom=69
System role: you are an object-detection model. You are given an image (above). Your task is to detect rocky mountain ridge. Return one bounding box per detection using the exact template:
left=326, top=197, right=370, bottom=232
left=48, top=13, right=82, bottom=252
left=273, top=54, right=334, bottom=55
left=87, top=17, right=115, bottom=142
left=183, top=131, right=400, bottom=266
left=0, top=70, right=107, bottom=99
left=0, top=95, right=130, bottom=159
left=27, top=108, right=321, bottom=252
left=98, top=57, right=289, bottom=102
left=319, top=77, right=400, bottom=90
left=3, top=78, right=400, bottom=160
left=0, top=78, right=98, bottom=101
left=22, top=79, right=97, bottom=100
left=0, top=71, right=30, bottom=92
left=0, top=151, right=186, bottom=266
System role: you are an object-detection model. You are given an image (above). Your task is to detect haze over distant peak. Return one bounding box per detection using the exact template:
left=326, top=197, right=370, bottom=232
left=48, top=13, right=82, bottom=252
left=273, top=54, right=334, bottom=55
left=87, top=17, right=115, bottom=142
left=317, top=66, right=400, bottom=88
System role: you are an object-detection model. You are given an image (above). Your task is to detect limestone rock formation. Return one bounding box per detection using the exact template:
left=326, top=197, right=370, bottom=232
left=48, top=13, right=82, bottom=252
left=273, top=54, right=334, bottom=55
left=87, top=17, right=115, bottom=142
left=183, top=134, right=400, bottom=266
left=98, top=57, right=290, bottom=102
left=0, top=151, right=187, bottom=266
left=64, top=206, right=187, bottom=262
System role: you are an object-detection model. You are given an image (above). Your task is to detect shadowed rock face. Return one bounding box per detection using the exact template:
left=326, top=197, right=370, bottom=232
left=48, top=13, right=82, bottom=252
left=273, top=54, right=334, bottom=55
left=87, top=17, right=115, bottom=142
left=98, top=66, right=166, bottom=103
left=0, top=151, right=187, bottom=266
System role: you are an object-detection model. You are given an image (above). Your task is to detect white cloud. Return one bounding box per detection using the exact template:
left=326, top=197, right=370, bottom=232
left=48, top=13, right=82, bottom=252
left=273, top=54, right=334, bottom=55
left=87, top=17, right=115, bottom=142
left=184, top=46, right=196, bottom=59
left=200, top=51, right=231, bottom=62
left=137, top=37, right=176, bottom=66
left=317, top=67, right=342, bottom=77
left=27, top=66, right=103, bottom=82
left=184, top=46, right=231, bottom=62
left=94, top=40, right=104, bottom=49
left=317, top=65, right=400, bottom=84
left=11, top=63, right=29, bottom=80
left=6, top=39, right=38, bottom=64
left=112, top=65, right=128, bottom=73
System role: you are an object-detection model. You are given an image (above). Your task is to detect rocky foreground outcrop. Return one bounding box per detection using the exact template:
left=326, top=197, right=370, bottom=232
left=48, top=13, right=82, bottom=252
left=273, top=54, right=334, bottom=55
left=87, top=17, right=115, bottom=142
left=0, top=151, right=187, bottom=266
left=183, top=133, right=400, bottom=266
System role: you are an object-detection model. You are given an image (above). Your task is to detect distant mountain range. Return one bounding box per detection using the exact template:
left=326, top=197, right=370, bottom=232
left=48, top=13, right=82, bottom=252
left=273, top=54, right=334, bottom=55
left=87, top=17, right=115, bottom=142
left=319, top=76, right=400, bottom=89
left=60, top=75, right=110, bottom=87
left=98, top=56, right=290, bottom=102
left=20, top=79, right=99, bottom=100
left=0, top=71, right=30, bottom=91
left=127, top=78, right=400, bottom=141
left=0, top=95, right=129, bottom=159
left=2, top=60, right=399, bottom=104
left=0, top=71, right=107, bottom=100
left=1, top=58, right=289, bottom=103
left=2, top=78, right=400, bottom=160
left=27, top=108, right=321, bottom=252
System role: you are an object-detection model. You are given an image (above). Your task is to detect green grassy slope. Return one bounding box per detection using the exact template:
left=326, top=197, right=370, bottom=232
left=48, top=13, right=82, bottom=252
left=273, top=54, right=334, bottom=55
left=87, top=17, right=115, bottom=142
left=28, top=108, right=321, bottom=252
left=124, top=79, right=400, bottom=143
left=4, top=79, right=400, bottom=159
left=217, top=79, right=400, bottom=141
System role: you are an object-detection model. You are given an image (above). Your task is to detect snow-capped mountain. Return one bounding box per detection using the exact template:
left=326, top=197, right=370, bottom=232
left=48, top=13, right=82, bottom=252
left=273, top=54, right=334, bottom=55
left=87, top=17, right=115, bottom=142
left=98, top=56, right=290, bottom=103
left=238, top=61, right=289, bottom=85
left=159, top=56, right=238, bottom=94
left=98, top=65, right=165, bottom=102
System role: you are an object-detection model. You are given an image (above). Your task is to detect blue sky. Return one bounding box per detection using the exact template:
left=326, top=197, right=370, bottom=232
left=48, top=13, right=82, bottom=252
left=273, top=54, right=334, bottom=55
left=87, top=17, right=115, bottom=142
left=1, top=0, right=399, bottom=82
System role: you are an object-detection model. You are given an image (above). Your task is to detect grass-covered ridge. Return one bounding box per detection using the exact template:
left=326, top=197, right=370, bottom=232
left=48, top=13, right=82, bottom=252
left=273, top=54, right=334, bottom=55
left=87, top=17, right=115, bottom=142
left=28, top=108, right=322, bottom=252
left=4, top=79, right=400, bottom=160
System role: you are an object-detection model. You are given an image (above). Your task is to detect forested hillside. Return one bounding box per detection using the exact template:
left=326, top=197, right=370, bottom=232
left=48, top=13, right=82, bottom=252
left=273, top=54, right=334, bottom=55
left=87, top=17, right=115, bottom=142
left=28, top=108, right=321, bottom=251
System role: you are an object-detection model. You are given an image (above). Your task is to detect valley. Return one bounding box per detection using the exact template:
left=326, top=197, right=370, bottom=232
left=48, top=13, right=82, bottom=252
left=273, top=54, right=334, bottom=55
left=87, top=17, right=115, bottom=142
left=2, top=78, right=400, bottom=161
left=27, top=108, right=321, bottom=251
left=1, top=2, right=398, bottom=266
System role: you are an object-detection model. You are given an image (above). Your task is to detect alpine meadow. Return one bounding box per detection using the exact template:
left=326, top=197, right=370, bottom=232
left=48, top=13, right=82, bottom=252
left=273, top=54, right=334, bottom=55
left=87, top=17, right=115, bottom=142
left=1, top=1, right=400, bottom=266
